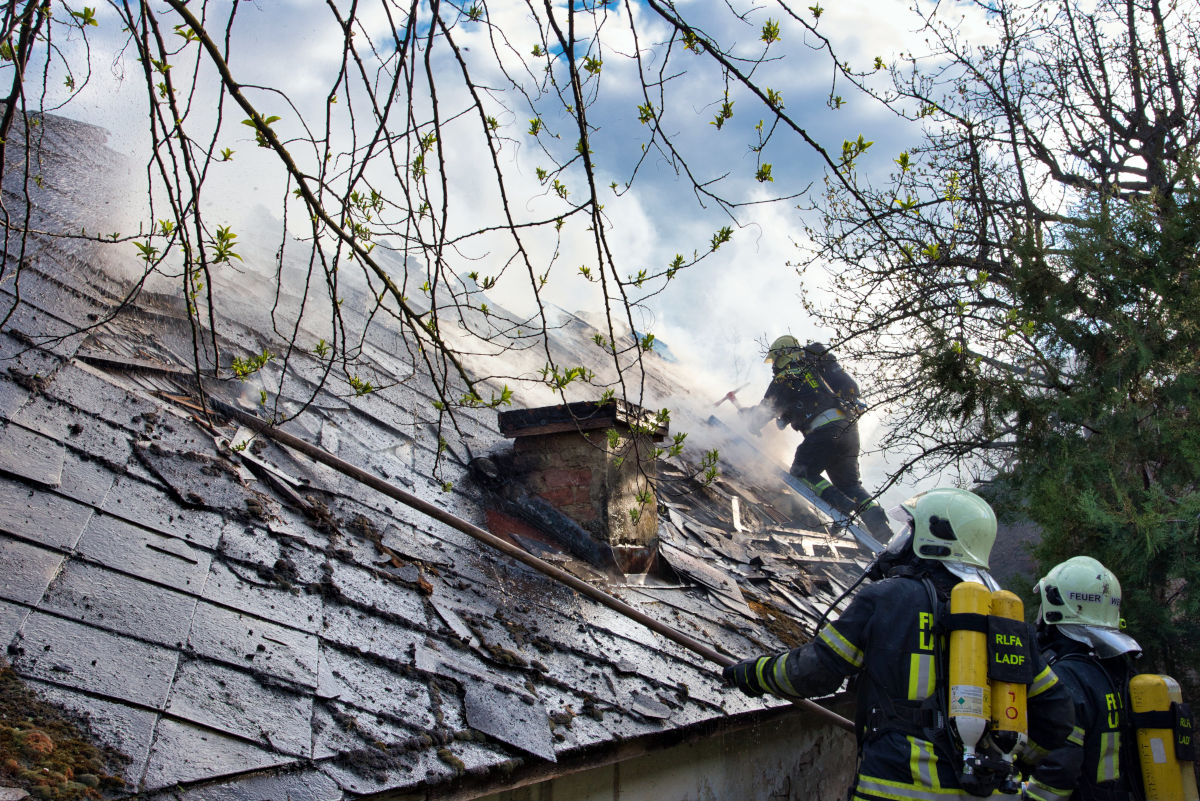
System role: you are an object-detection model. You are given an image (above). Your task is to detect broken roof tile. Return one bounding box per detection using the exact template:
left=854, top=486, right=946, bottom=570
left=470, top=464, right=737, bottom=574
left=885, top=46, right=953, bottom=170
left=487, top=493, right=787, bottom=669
left=322, top=558, right=428, bottom=627
left=463, top=683, right=555, bottom=763
left=135, top=441, right=254, bottom=514
left=317, top=747, right=445, bottom=798
left=309, top=698, right=424, bottom=764
left=316, top=645, right=434, bottom=728
left=201, top=560, right=322, bottom=630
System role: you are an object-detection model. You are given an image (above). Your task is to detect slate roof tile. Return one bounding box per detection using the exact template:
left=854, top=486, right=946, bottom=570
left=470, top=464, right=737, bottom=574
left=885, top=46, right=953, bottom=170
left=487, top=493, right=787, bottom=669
left=53, top=448, right=119, bottom=507
left=324, top=601, right=423, bottom=660
left=0, top=378, right=33, bottom=421
left=322, top=558, right=429, bottom=626
left=315, top=645, right=436, bottom=729
left=317, top=748, right=449, bottom=798
left=75, top=512, right=212, bottom=589
left=0, top=421, right=65, bottom=487
left=308, top=698, right=425, bottom=763
left=38, top=361, right=162, bottom=431
left=0, top=328, right=64, bottom=372
left=0, top=300, right=91, bottom=358
left=12, top=612, right=180, bottom=708
left=0, top=538, right=65, bottom=606
left=8, top=480, right=96, bottom=555
left=200, top=559, right=322, bottom=629
left=141, top=718, right=293, bottom=791
left=0, top=599, right=31, bottom=646
left=10, top=393, right=136, bottom=471
left=187, top=600, right=320, bottom=689
left=39, top=559, right=198, bottom=648
left=137, top=766, right=343, bottom=801
left=163, top=658, right=313, bottom=756
left=97, top=475, right=227, bottom=549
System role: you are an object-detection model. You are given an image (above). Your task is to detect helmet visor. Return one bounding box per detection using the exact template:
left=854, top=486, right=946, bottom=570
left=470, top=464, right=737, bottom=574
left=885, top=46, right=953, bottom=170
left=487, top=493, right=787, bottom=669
left=1059, top=623, right=1142, bottom=658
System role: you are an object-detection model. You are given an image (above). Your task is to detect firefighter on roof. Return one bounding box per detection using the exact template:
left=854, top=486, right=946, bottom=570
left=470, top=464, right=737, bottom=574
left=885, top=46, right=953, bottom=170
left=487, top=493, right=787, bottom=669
left=724, top=488, right=1078, bottom=801
left=741, top=336, right=893, bottom=541
left=1027, top=556, right=1160, bottom=801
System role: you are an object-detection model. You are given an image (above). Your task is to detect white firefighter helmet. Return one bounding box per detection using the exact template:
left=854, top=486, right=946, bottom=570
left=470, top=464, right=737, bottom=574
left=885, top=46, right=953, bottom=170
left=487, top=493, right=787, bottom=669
left=899, top=488, right=998, bottom=584
left=1035, top=555, right=1141, bottom=658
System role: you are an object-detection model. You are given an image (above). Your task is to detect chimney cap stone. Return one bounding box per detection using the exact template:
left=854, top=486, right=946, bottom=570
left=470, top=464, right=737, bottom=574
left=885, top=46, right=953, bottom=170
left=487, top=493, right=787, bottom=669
left=498, top=399, right=668, bottom=440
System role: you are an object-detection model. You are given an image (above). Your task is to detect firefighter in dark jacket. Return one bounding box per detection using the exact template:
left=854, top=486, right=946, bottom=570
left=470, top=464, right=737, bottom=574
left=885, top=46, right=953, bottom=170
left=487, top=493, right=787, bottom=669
left=725, top=488, right=1079, bottom=801
left=1024, top=556, right=1144, bottom=801
left=741, top=336, right=892, bottom=541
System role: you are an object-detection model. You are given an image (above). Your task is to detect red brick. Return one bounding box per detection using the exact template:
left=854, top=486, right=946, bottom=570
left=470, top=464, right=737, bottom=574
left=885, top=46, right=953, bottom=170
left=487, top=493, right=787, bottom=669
left=537, top=487, right=574, bottom=507
left=543, top=467, right=591, bottom=488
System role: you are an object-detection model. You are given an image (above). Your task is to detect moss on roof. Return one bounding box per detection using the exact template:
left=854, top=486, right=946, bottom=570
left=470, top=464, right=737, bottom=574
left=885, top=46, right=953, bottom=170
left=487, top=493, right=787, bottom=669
left=0, top=664, right=127, bottom=800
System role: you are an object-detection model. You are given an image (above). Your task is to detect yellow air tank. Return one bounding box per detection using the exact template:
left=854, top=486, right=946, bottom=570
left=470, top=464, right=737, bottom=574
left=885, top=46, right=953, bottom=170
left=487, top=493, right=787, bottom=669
left=1130, top=673, right=1199, bottom=801
left=1166, top=677, right=1199, bottom=801
left=989, top=590, right=1028, bottom=790
left=949, top=581, right=992, bottom=779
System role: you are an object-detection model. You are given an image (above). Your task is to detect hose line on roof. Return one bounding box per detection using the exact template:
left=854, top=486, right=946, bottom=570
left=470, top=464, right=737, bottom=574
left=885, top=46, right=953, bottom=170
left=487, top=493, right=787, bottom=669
left=211, top=399, right=854, bottom=735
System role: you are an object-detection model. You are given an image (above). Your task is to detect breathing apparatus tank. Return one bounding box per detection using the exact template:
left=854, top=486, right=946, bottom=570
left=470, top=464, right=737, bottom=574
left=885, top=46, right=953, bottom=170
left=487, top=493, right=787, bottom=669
left=1130, top=674, right=1199, bottom=801
left=989, top=590, right=1028, bottom=793
left=949, top=581, right=992, bottom=786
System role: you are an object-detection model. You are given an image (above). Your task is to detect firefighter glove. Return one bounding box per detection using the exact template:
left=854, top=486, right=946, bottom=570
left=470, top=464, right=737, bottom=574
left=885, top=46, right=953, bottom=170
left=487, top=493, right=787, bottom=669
left=723, top=657, right=770, bottom=698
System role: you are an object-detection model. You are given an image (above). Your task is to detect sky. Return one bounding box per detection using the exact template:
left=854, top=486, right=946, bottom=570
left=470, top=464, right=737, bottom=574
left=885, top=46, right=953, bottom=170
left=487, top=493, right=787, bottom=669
left=31, top=0, right=995, bottom=509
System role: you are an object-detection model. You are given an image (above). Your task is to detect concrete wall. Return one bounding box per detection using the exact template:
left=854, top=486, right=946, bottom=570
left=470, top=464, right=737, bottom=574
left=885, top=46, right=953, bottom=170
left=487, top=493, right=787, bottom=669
left=470, top=708, right=856, bottom=801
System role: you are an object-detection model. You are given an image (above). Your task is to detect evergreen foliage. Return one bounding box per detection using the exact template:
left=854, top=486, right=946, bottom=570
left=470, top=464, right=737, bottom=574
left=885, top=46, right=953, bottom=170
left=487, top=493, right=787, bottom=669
left=1003, top=191, right=1200, bottom=684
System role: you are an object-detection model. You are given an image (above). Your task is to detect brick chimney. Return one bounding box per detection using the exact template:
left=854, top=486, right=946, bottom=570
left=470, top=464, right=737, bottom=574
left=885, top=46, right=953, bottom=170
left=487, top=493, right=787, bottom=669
left=498, top=400, right=667, bottom=547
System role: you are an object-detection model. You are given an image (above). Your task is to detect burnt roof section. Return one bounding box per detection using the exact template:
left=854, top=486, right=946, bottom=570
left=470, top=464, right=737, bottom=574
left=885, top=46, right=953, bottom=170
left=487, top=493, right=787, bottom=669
left=0, top=113, right=874, bottom=800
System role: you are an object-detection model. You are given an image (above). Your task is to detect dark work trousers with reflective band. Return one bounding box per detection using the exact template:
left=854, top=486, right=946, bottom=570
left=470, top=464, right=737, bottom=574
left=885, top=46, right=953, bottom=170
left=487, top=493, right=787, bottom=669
left=790, top=415, right=893, bottom=540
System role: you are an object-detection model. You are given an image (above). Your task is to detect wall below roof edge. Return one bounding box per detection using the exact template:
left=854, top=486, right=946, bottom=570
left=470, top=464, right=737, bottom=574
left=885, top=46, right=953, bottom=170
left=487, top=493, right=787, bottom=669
left=390, top=701, right=857, bottom=801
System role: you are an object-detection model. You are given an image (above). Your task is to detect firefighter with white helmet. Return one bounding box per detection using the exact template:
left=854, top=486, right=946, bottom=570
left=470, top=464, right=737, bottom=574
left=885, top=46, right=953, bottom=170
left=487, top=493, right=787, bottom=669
left=1025, top=556, right=1149, bottom=801
left=742, top=335, right=893, bottom=541
left=725, top=488, right=1078, bottom=800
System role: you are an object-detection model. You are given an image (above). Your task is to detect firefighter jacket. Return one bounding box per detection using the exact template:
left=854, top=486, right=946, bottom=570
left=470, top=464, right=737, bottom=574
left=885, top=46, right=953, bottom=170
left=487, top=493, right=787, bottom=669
left=1023, top=632, right=1140, bottom=801
left=757, top=564, right=1077, bottom=801
left=762, top=356, right=859, bottom=433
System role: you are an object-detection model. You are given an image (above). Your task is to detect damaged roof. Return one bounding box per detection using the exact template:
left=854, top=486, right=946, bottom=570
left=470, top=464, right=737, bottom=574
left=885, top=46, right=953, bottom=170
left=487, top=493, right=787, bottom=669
left=0, top=114, right=876, bottom=800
